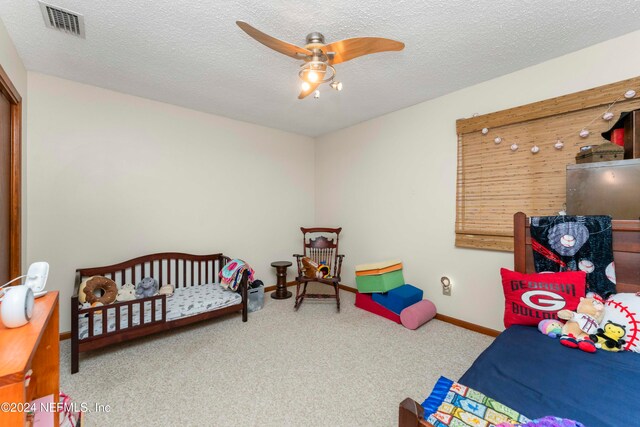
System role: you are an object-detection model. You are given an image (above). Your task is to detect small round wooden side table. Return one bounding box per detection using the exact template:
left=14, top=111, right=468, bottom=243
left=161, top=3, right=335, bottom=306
left=271, top=261, right=293, bottom=299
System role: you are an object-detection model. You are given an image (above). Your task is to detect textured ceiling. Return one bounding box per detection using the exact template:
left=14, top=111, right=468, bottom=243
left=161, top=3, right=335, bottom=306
left=1, top=1, right=640, bottom=137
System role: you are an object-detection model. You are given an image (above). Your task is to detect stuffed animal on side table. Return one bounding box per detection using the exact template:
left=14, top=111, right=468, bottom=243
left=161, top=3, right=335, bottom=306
left=557, top=295, right=605, bottom=353
left=590, top=321, right=626, bottom=352
left=116, top=283, right=136, bottom=302
left=135, top=277, right=159, bottom=298
left=538, top=319, right=565, bottom=338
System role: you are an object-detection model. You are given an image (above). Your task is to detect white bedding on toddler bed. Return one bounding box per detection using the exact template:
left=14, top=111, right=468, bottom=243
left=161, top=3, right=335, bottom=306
left=78, top=283, right=242, bottom=340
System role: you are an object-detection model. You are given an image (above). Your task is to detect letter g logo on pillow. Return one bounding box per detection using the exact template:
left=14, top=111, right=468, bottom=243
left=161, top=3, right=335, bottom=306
left=521, top=290, right=566, bottom=311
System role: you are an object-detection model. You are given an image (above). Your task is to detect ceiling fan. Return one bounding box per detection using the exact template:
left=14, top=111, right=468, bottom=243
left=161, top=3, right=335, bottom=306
left=236, top=21, right=405, bottom=99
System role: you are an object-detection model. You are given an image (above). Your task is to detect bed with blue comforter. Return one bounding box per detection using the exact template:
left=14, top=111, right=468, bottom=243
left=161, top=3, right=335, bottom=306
left=457, top=325, right=640, bottom=426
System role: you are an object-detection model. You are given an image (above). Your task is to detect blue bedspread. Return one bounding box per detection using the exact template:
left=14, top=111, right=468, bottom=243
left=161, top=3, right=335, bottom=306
left=459, top=325, right=640, bottom=426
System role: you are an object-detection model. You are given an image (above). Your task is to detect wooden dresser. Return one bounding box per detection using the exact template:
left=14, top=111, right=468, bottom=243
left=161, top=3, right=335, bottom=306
left=0, top=291, right=59, bottom=426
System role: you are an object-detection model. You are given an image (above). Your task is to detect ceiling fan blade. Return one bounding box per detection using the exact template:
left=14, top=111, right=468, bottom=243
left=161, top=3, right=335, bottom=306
left=324, top=37, right=405, bottom=65
left=298, top=81, right=321, bottom=99
left=236, top=21, right=312, bottom=59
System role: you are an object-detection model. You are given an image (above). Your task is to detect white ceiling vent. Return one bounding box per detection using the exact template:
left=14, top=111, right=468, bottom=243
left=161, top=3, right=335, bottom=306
left=39, top=1, right=85, bottom=38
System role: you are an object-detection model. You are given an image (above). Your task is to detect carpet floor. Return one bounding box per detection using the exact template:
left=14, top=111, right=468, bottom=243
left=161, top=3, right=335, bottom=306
left=60, top=290, right=494, bottom=426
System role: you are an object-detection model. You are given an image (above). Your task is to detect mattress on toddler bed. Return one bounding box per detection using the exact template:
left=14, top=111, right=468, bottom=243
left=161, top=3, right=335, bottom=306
left=458, top=325, right=640, bottom=426
left=78, top=283, right=242, bottom=340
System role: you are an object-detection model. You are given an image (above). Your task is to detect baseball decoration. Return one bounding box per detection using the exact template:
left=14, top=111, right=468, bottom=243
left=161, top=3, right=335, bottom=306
left=481, top=127, right=489, bottom=135
left=560, top=234, right=576, bottom=248
left=531, top=145, right=540, bottom=154
left=603, top=111, right=614, bottom=121
left=624, top=89, right=636, bottom=99
left=510, top=143, right=519, bottom=151
left=579, top=129, right=590, bottom=138
left=554, top=140, right=564, bottom=150
left=578, top=259, right=595, bottom=273
left=605, top=262, right=616, bottom=284
left=601, top=293, right=640, bottom=352
left=547, top=222, right=588, bottom=256
left=494, top=137, right=502, bottom=144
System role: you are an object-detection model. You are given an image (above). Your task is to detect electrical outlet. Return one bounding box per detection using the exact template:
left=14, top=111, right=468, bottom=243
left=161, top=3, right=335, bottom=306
left=441, top=276, right=452, bottom=296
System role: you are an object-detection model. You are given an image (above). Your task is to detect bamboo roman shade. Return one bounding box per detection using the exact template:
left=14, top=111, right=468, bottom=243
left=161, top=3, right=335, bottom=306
left=456, top=76, right=640, bottom=251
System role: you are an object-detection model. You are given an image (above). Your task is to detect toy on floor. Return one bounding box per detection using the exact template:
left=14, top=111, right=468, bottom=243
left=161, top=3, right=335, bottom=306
left=372, top=284, right=423, bottom=314
left=135, top=277, right=159, bottom=298
left=354, top=292, right=401, bottom=324
left=557, top=295, right=605, bottom=353
left=355, top=259, right=404, bottom=293
left=158, top=284, right=175, bottom=296
left=116, top=283, right=136, bottom=302
left=83, top=276, right=118, bottom=305
left=400, top=299, right=436, bottom=330
left=590, top=321, right=626, bottom=352
left=538, top=319, right=565, bottom=338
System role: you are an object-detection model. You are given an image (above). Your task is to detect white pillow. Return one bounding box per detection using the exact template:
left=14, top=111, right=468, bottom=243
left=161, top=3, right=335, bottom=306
left=602, top=293, right=640, bottom=352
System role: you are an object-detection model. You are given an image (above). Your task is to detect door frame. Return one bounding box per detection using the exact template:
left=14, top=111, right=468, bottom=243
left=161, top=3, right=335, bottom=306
left=0, top=64, right=22, bottom=279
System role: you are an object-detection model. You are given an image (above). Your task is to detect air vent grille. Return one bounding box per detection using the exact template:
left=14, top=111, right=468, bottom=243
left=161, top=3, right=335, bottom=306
left=39, top=1, right=85, bottom=38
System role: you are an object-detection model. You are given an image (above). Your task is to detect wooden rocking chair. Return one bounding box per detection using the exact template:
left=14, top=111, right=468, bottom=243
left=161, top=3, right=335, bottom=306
left=293, top=227, right=344, bottom=311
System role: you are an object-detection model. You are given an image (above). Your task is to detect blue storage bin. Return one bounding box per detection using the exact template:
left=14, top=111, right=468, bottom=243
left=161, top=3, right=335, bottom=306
left=371, top=284, right=423, bottom=314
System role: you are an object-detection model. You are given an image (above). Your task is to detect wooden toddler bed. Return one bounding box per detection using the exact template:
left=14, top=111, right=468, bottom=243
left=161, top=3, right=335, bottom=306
left=399, top=212, right=640, bottom=426
left=71, top=252, right=248, bottom=374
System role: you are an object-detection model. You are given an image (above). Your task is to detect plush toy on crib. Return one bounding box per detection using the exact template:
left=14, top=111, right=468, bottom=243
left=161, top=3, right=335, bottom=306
left=557, top=295, right=605, bottom=353
left=538, top=319, right=564, bottom=338
left=158, top=284, right=175, bottom=296
left=116, top=283, right=136, bottom=302
left=135, top=277, right=159, bottom=298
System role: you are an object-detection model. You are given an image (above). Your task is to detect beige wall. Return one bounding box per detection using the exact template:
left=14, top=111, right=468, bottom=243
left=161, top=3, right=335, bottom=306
left=27, top=72, right=315, bottom=332
left=315, top=30, right=640, bottom=331
left=0, top=18, right=27, bottom=270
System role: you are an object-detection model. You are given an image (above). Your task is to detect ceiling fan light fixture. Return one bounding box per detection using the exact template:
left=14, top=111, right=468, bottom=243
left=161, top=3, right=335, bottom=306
left=301, top=81, right=311, bottom=91
left=330, top=81, right=343, bottom=91
left=307, top=70, right=319, bottom=82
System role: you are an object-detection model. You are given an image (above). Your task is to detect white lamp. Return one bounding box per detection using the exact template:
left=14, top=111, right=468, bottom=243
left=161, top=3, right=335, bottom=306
left=0, top=262, right=49, bottom=328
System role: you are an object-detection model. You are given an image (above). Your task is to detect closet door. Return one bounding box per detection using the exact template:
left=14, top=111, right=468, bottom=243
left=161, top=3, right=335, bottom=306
left=0, top=90, right=10, bottom=284
left=0, top=66, right=21, bottom=284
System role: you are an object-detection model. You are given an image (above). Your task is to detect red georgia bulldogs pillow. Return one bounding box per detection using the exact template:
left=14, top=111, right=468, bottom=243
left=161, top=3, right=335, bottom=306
left=501, top=268, right=586, bottom=328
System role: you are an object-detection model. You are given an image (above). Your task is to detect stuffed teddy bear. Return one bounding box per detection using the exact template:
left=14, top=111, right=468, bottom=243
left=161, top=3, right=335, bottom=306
left=557, top=295, right=605, bottom=353
left=590, top=321, right=626, bottom=352
left=538, top=319, right=564, bottom=338
left=135, top=277, right=159, bottom=298
left=116, top=283, right=136, bottom=302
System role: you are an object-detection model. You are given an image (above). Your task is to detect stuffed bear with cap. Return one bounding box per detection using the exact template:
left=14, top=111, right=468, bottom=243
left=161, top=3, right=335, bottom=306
left=557, top=295, right=605, bottom=353
left=135, top=277, right=159, bottom=298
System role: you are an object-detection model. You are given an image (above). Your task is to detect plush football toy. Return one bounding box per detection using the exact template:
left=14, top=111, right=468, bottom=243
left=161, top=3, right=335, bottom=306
left=557, top=295, right=605, bottom=353
left=538, top=319, right=564, bottom=338
left=590, top=321, right=626, bottom=352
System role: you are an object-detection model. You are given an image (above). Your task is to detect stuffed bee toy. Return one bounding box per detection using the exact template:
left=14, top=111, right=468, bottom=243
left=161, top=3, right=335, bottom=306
left=590, top=321, right=626, bottom=352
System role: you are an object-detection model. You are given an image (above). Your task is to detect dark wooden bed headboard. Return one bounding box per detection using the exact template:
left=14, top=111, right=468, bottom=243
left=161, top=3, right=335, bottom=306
left=513, top=212, right=640, bottom=293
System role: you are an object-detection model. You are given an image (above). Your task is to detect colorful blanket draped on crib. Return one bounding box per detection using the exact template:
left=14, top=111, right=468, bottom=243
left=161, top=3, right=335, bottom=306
left=219, top=259, right=255, bottom=291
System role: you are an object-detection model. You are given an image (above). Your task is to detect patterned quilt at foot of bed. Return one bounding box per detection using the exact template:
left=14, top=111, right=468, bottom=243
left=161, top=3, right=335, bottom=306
left=422, top=376, right=530, bottom=427
left=78, top=283, right=242, bottom=340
